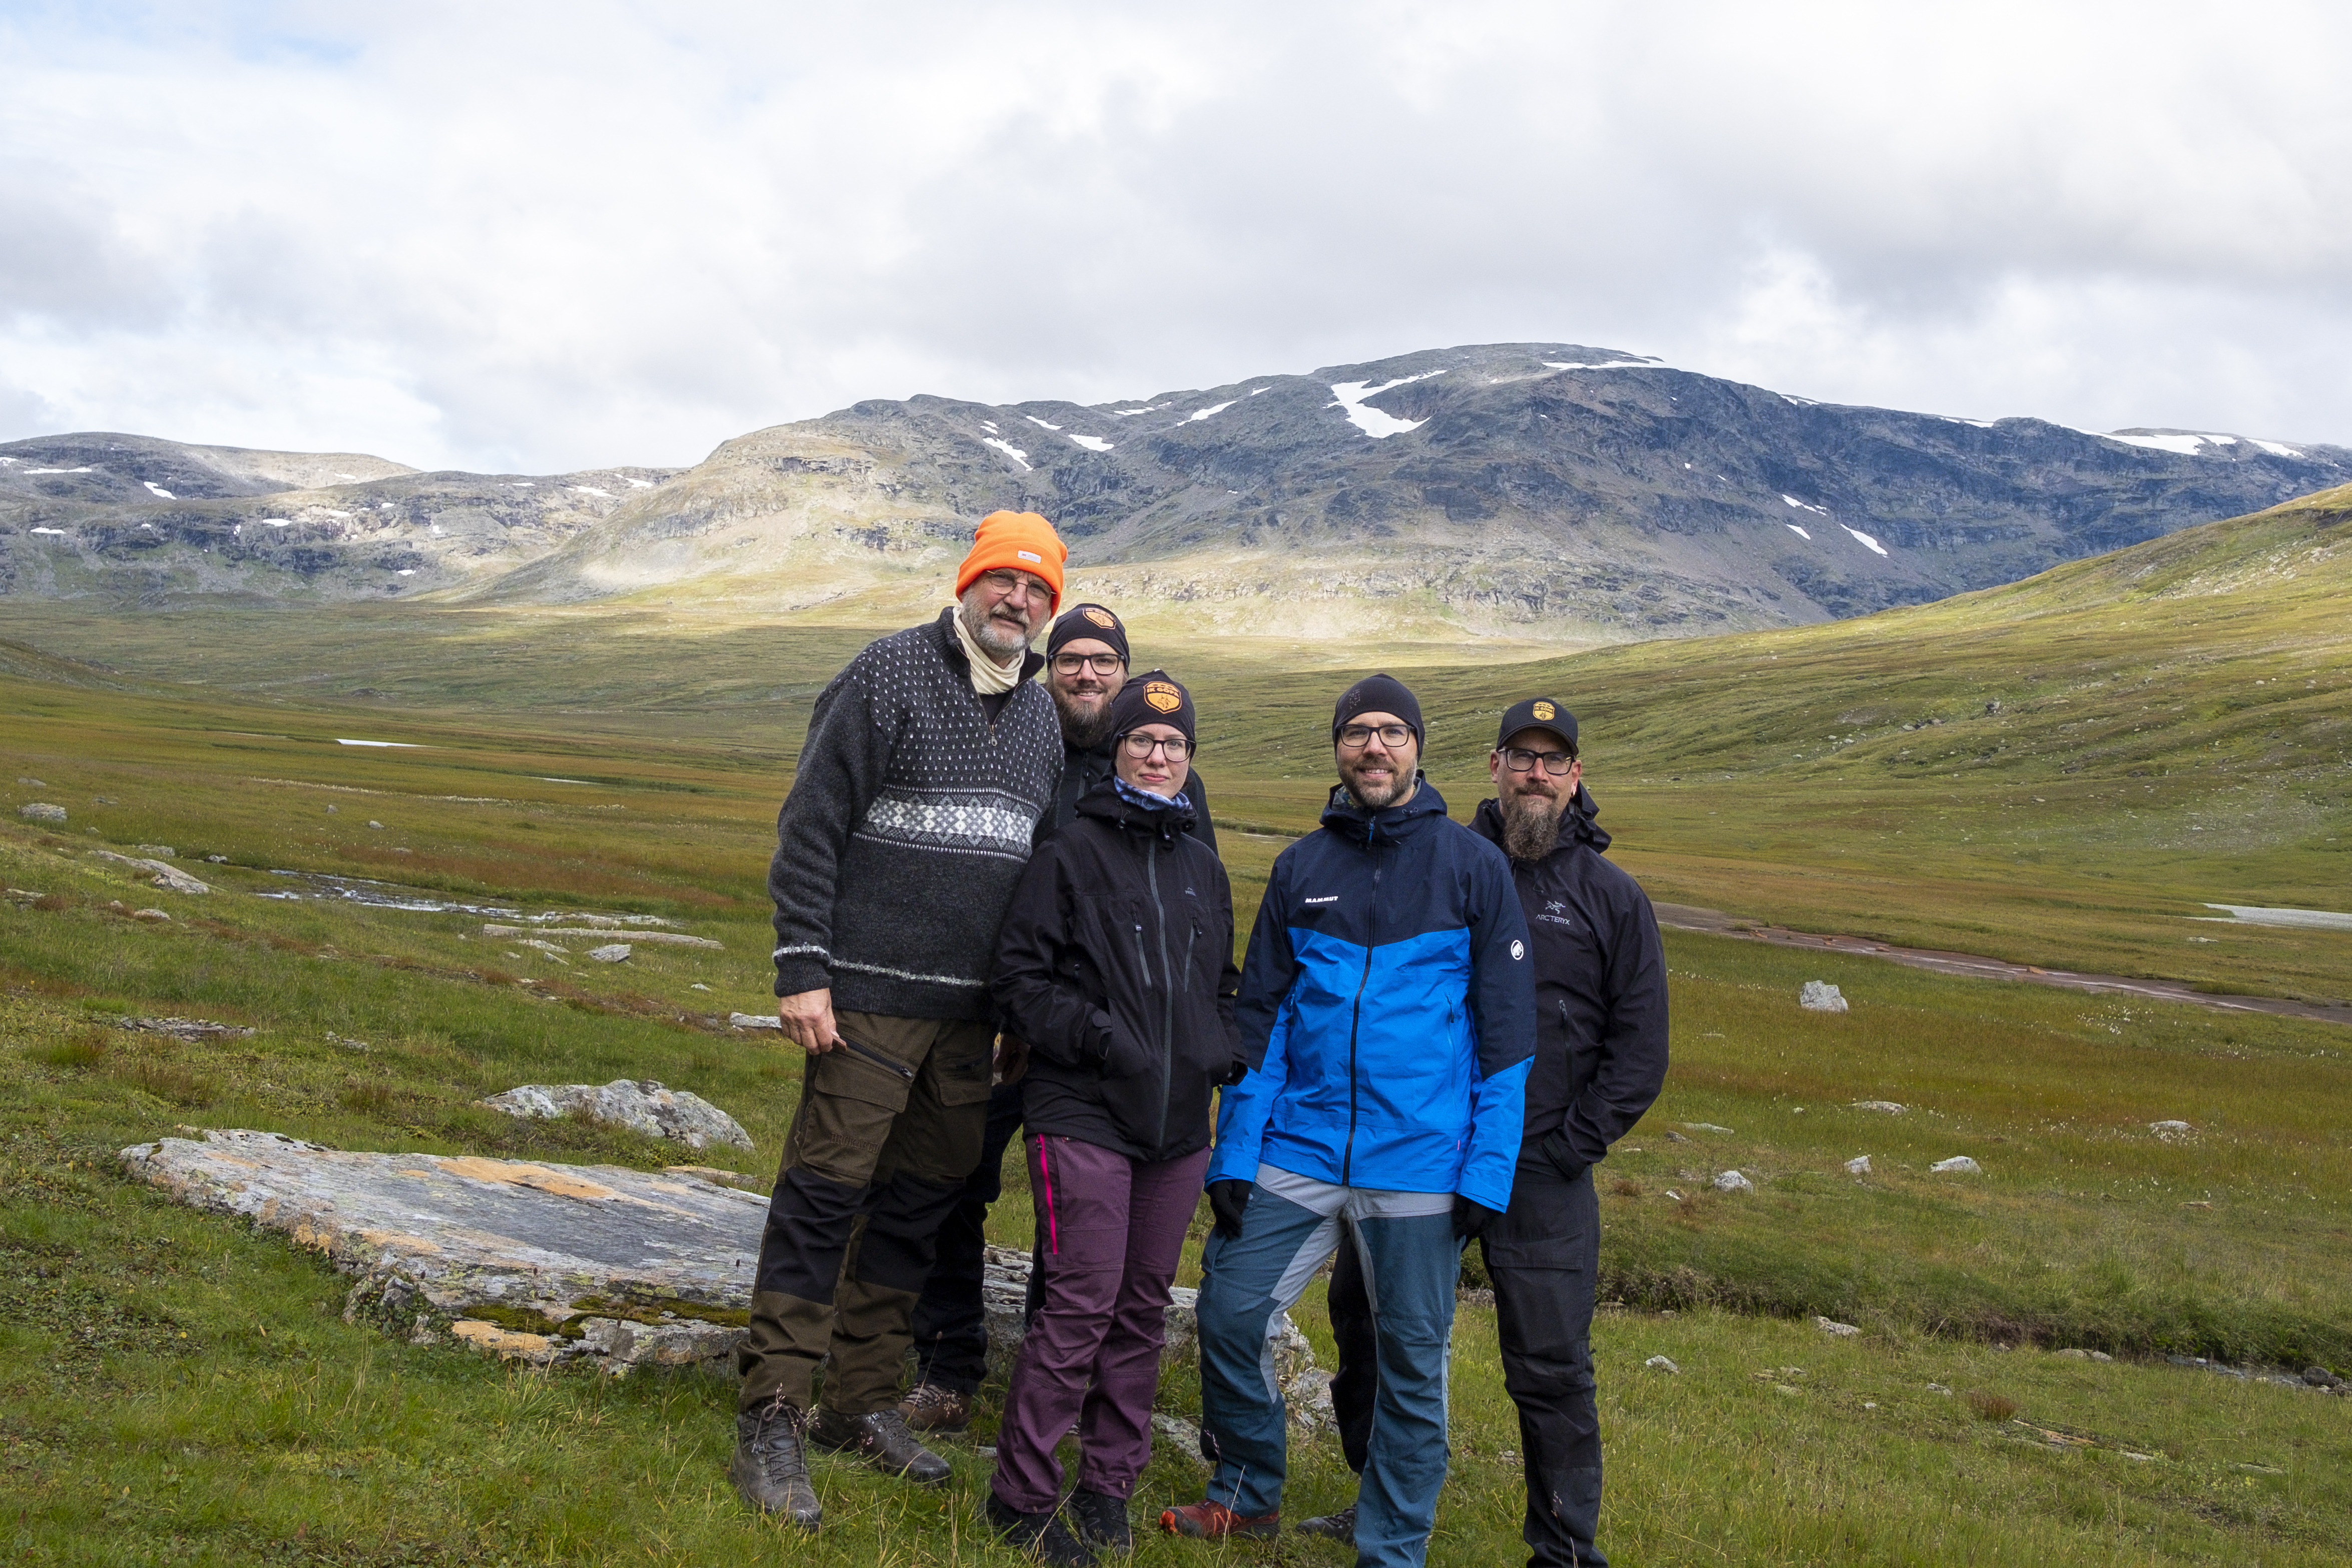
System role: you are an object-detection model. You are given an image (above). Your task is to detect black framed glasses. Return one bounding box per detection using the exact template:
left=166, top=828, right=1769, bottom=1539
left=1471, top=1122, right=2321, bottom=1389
left=1119, top=732, right=1191, bottom=760
left=1501, top=746, right=1577, bottom=775
left=1337, top=723, right=1413, bottom=750
left=978, top=569, right=1052, bottom=603
left=1051, top=652, right=1124, bottom=677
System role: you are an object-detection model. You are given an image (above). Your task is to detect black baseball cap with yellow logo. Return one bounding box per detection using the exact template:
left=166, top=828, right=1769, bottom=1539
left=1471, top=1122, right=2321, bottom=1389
left=1047, top=603, right=1130, bottom=664
left=1106, top=668, right=1195, bottom=744
left=1496, top=697, right=1578, bottom=755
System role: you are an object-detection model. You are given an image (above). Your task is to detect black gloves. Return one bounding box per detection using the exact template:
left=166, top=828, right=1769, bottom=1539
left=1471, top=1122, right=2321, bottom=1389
left=1452, top=1194, right=1501, bottom=1240
left=1208, top=1179, right=1252, bottom=1239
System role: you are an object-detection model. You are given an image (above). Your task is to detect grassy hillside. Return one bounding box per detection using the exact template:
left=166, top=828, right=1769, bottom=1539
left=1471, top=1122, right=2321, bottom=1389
left=2, top=483, right=2348, bottom=1562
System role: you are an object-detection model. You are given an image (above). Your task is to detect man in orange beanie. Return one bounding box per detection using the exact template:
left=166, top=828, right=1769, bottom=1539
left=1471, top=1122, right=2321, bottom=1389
left=732, top=508, right=1069, bottom=1527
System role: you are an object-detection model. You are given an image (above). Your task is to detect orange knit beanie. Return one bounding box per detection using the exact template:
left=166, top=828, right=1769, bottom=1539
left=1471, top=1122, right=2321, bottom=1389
left=956, top=511, right=1067, bottom=611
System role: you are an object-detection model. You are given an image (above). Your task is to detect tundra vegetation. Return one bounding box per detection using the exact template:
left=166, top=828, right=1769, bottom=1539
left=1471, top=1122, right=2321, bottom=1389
left=1, top=485, right=2346, bottom=1563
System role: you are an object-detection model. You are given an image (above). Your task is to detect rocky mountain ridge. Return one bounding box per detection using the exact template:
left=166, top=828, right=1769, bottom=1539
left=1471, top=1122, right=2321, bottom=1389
left=6, top=345, right=2345, bottom=640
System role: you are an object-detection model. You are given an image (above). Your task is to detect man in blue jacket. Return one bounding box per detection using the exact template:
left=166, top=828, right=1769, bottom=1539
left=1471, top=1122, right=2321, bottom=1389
left=1163, top=674, right=1535, bottom=1568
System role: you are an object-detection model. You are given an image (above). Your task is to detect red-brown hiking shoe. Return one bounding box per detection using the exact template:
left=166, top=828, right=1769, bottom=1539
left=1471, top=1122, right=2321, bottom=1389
left=1159, top=1498, right=1279, bottom=1539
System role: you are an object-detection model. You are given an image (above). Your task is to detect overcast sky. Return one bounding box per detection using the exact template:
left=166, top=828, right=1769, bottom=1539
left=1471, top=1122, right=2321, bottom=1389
left=6, top=1, right=2349, bottom=473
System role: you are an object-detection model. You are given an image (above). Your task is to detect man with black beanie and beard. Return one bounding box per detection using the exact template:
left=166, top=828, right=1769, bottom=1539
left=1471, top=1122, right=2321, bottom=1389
left=897, top=603, right=1220, bottom=1436
left=1301, top=696, right=1668, bottom=1568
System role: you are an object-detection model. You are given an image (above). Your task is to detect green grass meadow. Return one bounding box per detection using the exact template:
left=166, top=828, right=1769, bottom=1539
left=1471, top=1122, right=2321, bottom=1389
left=2, top=486, right=2348, bottom=1563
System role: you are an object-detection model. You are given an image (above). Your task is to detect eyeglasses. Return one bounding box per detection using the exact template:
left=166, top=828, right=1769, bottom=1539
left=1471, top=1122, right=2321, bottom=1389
left=977, top=569, right=1052, bottom=604
left=1051, top=652, right=1124, bottom=677
left=1119, top=732, right=1191, bottom=760
left=1501, top=746, right=1577, bottom=775
left=1337, top=723, right=1414, bottom=750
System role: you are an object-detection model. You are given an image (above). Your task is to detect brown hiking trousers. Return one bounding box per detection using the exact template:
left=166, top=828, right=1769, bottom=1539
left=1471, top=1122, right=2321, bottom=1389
left=738, top=1010, right=994, bottom=1415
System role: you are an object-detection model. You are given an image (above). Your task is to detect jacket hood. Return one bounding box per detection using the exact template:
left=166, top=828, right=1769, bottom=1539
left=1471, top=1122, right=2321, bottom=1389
left=1075, top=771, right=1197, bottom=842
left=1319, top=774, right=1450, bottom=844
left=929, top=606, right=1047, bottom=683
left=1470, top=782, right=1610, bottom=858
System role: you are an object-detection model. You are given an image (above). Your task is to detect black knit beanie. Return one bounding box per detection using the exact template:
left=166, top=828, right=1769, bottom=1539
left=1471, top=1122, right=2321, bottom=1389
left=1047, top=603, right=1130, bottom=664
left=1106, top=669, right=1196, bottom=745
left=1332, top=673, right=1423, bottom=744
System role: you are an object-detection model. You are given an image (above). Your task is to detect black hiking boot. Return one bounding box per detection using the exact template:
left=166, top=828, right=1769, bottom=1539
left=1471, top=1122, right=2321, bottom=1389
left=987, top=1490, right=1098, bottom=1566
left=1068, top=1487, right=1132, bottom=1552
left=809, top=1404, right=953, bottom=1485
left=729, top=1396, right=821, bottom=1528
left=1295, top=1499, right=1357, bottom=1542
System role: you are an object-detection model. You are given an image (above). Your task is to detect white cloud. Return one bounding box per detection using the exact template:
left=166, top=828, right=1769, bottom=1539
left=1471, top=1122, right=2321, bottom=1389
left=2, top=1, right=2349, bottom=471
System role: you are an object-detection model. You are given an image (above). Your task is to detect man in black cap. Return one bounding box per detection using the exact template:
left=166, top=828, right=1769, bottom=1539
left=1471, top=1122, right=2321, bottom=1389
left=898, top=603, right=1220, bottom=1433
left=1300, top=696, right=1668, bottom=1568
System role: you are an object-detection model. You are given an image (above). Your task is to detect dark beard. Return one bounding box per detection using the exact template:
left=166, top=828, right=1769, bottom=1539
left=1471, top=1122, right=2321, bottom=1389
left=1500, top=791, right=1566, bottom=861
left=1053, top=687, right=1117, bottom=751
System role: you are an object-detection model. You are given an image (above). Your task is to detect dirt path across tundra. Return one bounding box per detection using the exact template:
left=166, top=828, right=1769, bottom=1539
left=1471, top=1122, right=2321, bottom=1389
left=1652, top=903, right=2352, bottom=1028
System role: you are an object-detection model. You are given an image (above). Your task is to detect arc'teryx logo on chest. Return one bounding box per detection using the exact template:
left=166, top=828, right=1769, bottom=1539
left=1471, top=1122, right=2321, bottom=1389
left=1537, top=898, right=1579, bottom=929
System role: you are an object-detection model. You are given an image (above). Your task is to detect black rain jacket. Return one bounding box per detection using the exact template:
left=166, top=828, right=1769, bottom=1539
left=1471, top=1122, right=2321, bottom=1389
left=1470, top=787, right=1669, bottom=1171
left=992, top=776, right=1244, bottom=1163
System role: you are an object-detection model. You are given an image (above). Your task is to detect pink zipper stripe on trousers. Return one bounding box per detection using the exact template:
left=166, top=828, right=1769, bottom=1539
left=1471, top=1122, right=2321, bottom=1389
left=1038, top=1137, right=1060, bottom=1254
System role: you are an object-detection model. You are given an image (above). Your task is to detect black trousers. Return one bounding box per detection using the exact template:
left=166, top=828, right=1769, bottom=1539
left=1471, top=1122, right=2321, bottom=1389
left=908, top=1079, right=1041, bottom=1393
left=1329, top=1148, right=1606, bottom=1567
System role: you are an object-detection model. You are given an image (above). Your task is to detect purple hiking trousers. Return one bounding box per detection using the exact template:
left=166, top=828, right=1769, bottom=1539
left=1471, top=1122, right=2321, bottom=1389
left=990, top=1133, right=1211, bottom=1512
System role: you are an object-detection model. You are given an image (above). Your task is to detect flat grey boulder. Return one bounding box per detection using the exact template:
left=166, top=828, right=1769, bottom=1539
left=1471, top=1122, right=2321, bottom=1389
left=1800, top=980, right=1848, bottom=1012
left=478, top=1079, right=752, bottom=1151
left=88, top=847, right=212, bottom=894
left=587, top=943, right=632, bottom=963
left=1930, top=1155, right=1983, bottom=1174
left=19, top=802, right=67, bottom=823
left=120, top=1131, right=1326, bottom=1407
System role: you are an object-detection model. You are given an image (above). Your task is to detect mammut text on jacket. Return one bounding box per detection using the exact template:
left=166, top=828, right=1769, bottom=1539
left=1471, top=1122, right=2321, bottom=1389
left=1207, top=779, right=1536, bottom=1211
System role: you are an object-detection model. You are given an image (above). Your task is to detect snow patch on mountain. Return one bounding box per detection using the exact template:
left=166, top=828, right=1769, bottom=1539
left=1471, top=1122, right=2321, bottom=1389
left=982, top=437, right=1032, bottom=470
left=1066, top=433, right=1113, bottom=453
left=1843, top=525, right=1890, bottom=557
left=1329, top=372, right=1442, bottom=439
left=1186, top=401, right=1236, bottom=423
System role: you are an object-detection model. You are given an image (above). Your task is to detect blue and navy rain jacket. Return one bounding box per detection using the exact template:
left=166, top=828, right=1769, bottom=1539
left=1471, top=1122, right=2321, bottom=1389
left=1207, top=778, right=1536, bottom=1211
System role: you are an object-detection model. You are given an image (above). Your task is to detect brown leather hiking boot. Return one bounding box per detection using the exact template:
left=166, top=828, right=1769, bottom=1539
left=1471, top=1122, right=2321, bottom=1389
left=897, top=1380, right=974, bottom=1434
left=809, top=1405, right=953, bottom=1485
left=729, top=1397, right=821, bottom=1528
left=1159, top=1497, right=1278, bottom=1539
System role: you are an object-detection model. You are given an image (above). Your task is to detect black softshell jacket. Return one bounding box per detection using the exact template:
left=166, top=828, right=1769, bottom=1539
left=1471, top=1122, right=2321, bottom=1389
left=1470, top=789, right=1669, bottom=1169
left=992, top=778, right=1245, bottom=1163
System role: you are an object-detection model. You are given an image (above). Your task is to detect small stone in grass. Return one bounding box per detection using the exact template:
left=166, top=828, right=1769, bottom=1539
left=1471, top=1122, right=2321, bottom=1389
left=1930, top=1156, right=1982, bottom=1175
left=131, top=907, right=171, bottom=922
left=367, top=820, right=383, bottom=829
left=1815, top=1317, right=1860, bottom=1337
left=2149, top=1119, right=2194, bottom=1139
left=19, top=803, right=67, bottom=823
left=1800, top=980, right=1847, bottom=1012
left=1926, top=1383, right=1953, bottom=1395
left=1845, top=1155, right=1871, bottom=1175
left=588, top=943, right=632, bottom=962
left=1711, top=1169, right=1753, bottom=1194
left=1851, top=1100, right=1906, bottom=1114
left=1645, top=1355, right=1680, bottom=1374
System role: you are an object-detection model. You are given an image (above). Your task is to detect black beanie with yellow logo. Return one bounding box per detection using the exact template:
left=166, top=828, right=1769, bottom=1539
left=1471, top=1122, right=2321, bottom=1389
left=1106, top=668, right=1195, bottom=746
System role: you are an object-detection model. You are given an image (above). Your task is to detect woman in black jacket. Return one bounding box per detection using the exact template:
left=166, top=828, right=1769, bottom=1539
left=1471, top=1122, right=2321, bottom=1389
left=984, top=671, right=1242, bottom=1564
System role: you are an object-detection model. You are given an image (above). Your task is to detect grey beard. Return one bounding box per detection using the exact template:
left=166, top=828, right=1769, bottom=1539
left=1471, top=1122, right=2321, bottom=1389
left=1055, top=689, right=1117, bottom=751
left=958, top=595, right=1031, bottom=662
left=1500, top=791, right=1566, bottom=861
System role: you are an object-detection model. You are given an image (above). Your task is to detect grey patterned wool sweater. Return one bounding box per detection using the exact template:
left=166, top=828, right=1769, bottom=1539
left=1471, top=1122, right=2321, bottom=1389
left=769, top=608, right=1063, bottom=1021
